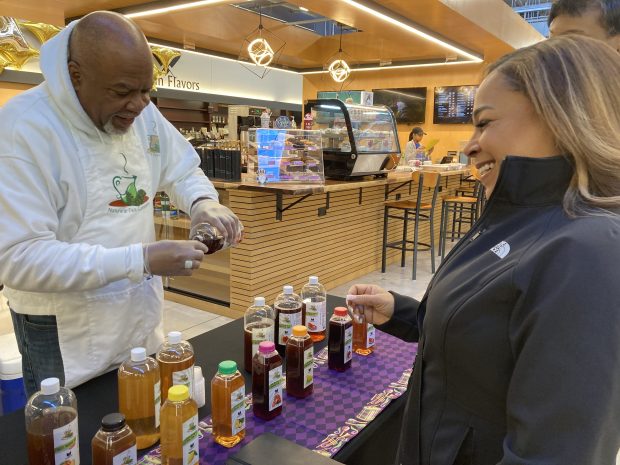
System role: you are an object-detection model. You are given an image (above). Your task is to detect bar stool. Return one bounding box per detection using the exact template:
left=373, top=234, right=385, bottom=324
left=381, top=171, right=441, bottom=280
left=439, top=181, right=485, bottom=259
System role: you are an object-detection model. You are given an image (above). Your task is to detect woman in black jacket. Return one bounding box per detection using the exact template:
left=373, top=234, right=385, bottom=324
left=347, top=35, right=620, bottom=465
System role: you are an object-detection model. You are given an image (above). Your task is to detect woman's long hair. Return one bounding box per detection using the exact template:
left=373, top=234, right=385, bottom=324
left=486, top=35, right=620, bottom=216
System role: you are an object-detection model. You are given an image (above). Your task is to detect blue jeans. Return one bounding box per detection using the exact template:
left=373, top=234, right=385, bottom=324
left=10, top=309, right=65, bottom=397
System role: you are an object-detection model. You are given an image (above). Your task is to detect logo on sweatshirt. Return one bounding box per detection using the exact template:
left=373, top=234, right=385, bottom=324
left=490, top=241, right=510, bottom=259
left=109, top=153, right=149, bottom=207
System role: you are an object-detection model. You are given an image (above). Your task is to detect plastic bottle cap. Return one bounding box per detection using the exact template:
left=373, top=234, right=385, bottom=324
left=334, top=307, right=348, bottom=317
left=168, top=385, right=190, bottom=401
left=292, top=325, right=307, bottom=337
left=168, top=331, right=182, bottom=344
left=258, top=341, right=275, bottom=354
left=254, top=297, right=266, bottom=307
left=101, top=413, right=126, bottom=432
left=218, top=360, right=238, bottom=375
left=309, top=276, right=319, bottom=285
left=283, top=285, right=293, bottom=295
left=131, top=347, right=146, bottom=362
left=40, top=377, right=60, bottom=395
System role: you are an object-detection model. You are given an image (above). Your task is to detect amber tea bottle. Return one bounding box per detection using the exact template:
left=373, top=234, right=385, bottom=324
left=211, top=360, right=246, bottom=447
left=328, top=307, right=353, bottom=372
left=92, top=413, right=137, bottom=465
left=274, top=285, right=303, bottom=356
left=301, top=276, right=327, bottom=342
left=244, top=296, right=275, bottom=373
left=25, top=377, right=80, bottom=465
left=160, top=385, right=199, bottom=465
left=285, top=325, right=314, bottom=398
left=252, top=341, right=283, bottom=421
left=353, top=312, right=376, bottom=356
left=157, top=331, right=195, bottom=403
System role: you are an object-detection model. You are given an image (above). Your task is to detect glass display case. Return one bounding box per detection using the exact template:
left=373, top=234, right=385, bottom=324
left=303, top=99, right=401, bottom=179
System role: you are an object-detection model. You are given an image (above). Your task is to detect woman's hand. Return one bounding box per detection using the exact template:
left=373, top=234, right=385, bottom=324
left=346, top=284, right=394, bottom=326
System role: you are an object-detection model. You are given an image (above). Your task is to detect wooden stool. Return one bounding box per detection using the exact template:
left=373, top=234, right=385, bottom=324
left=381, top=171, right=441, bottom=280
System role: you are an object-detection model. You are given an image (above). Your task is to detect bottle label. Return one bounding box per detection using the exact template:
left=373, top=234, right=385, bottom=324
left=173, top=367, right=194, bottom=399
left=305, top=300, right=326, bottom=333
left=154, top=380, right=161, bottom=428
left=53, top=416, right=80, bottom=465
left=252, top=323, right=274, bottom=358
left=367, top=324, right=376, bottom=348
left=182, top=414, right=199, bottom=465
left=231, top=386, right=246, bottom=436
left=278, top=311, right=302, bottom=345
left=303, top=347, right=314, bottom=389
left=344, top=326, right=353, bottom=363
left=112, top=444, right=137, bottom=465
left=268, top=366, right=284, bottom=412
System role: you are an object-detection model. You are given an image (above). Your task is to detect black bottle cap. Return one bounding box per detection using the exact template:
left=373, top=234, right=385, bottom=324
left=101, top=413, right=126, bottom=432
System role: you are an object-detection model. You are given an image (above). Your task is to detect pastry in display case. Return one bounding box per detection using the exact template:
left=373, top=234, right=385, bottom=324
left=303, top=99, right=401, bottom=179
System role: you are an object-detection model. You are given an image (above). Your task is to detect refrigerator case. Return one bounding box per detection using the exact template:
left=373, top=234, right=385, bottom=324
left=303, top=99, right=401, bottom=179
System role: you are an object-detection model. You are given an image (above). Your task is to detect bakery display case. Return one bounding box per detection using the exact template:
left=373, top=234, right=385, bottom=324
left=303, top=99, right=401, bottom=179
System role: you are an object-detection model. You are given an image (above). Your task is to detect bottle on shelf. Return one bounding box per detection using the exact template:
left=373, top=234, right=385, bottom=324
left=211, top=360, right=246, bottom=447
left=353, top=312, right=376, bottom=356
left=157, top=331, right=195, bottom=403
left=328, top=307, right=353, bottom=372
left=118, top=347, right=161, bottom=449
left=285, top=325, right=313, bottom=399
left=252, top=341, right=283, bottom=421
left=91, top=413, right=137, bottom=465
left=25, top=377, right=80, bottom=465
left=274, top=285, right=303, bottom=356
left=160, top=385, right=199, bottom=465
left=244, top=296, right=275, bottom=373
left=301, top=276, right=327, bottom=342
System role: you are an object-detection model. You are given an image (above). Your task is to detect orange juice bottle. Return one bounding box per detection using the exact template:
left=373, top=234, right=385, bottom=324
left=91, top=413, right=137, bottom=465
left=160, top=385, right=199, bottom=465
left=353, top=313, right=376, bottom=356
left=157, top=331, right=195, bottom=403
left=285, top=325, right=314, bottom=398
left=211, top=360, right=246, bottom=447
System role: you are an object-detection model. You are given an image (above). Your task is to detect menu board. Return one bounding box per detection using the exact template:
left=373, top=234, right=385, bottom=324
left=433, top=86, right=477, bottom=124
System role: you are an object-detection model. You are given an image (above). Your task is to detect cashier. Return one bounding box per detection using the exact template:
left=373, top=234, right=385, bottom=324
left=403, top=126, right=430, bottom=162
left=0, top=12, right=242, bottom=395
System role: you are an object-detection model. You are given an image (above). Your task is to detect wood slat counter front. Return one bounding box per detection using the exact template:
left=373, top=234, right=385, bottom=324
left=167, top=170, right=471, bottom=316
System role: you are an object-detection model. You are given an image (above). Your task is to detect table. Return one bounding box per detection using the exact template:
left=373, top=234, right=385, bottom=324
left=0, top=295, right=414, bottom=465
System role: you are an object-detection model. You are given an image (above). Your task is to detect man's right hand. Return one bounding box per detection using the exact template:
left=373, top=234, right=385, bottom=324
left=143, top=240, right=208, bottom=276
left=346, top=284, right=395, bottom=326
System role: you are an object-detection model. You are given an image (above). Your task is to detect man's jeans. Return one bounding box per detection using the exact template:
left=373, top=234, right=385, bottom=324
left=10, top=309, right=65, bottom=397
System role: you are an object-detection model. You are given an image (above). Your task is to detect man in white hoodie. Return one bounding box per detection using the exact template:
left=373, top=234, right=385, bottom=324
left=0, top=11, right=242, bottom=395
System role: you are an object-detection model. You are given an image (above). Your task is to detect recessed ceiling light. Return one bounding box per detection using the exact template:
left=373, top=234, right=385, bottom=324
left=125, top=0, right=229, bottom=19
left=299, top=6, right=309, bottom=12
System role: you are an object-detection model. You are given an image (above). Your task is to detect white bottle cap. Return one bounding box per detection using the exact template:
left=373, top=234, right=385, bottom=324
left=309, top=276, right=319, bottom=285
left=254, top=297, right=266, bottom=307
left=283, top=285, right=293, bottom=294
left=41, top=377, right=60, bottom=395
left=131, top=347, right=147, bottom=362
left=168, top=331, right=182, bottom=344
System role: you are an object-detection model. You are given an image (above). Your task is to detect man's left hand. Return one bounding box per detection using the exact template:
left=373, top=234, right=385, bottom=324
left=190, top=199, right=243, bottom=245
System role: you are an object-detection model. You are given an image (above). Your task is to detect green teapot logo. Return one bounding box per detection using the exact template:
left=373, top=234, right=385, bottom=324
left=111, top=153, right=148, bottom=206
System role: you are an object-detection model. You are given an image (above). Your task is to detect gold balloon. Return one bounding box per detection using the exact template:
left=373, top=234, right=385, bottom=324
left=17, top=20, right=61, bottom=44
left=0, top=17, right=39, bottom=73
left=151, top=45, right=181, bottom=89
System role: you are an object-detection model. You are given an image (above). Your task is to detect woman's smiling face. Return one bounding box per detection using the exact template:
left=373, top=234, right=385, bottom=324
left=464, top=71, right=560, bottom=197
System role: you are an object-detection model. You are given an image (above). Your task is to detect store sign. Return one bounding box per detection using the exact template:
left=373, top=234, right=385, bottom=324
left=156, top=74, right=201, bottom=91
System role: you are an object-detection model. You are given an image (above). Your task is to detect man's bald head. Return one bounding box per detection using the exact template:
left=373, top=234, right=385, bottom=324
left=68, top=11, right=153, bottom=134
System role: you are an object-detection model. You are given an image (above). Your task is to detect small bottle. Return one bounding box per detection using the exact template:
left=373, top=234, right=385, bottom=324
left=190, top=222, right=244, bottom=253
left=157, top=331, right=195, bottom=403
left=160, top=385, right=199, bottom=465
left=244, top=297, right=275, bottom=373
left=353, top=313, right=376, bottom=356
left=92, top=413, right=137, bottom=465
left=274, top=285, right=303, bottom=356
left=25, top=377, right=80, bottom=465
left=211, top=360, right=246, bottom=447
left=118, top=347, right=161, bottom=449
left=193, top=366, right=206, bottom=409
left=252, top=341, right=283, bottom=421
left=301, top=276, right=327, bottom=342
left=285, top=325, right=313, bottom=398
left=328, top=307, right=353, bottom=372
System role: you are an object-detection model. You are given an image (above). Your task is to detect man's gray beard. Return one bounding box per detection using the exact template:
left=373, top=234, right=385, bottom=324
left=103, top=118, right=130, bottom=135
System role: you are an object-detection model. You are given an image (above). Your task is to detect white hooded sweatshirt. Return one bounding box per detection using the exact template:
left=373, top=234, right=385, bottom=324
left=0, top=21, right=218, bottom=387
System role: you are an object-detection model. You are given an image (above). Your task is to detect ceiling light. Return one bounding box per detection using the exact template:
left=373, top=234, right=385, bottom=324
left=125, top=0, right=230, bottom=19
left=238, top=6, right=286, bottom=78
left=299, top=6, right=309, bottom=12
left=325, top=23, right=351, bottom=83
left=248, top=37, right=274, bottom=66
left=300, top=60, right=475, bottom=75
left=341, top=0, right=482, bottom=62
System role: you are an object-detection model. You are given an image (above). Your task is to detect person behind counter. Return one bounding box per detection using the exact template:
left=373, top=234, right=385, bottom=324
left=347, top=35, right=620, bottom=465
left=403, top=126, right=430, bottom=163
left=0, top=11, right=243, bottom=396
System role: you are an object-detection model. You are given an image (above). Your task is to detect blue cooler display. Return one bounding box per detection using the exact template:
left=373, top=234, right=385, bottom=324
left=0, top=333, right=27, bottom=415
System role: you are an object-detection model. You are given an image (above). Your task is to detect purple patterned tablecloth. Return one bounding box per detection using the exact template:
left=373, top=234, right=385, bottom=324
left=139, top=330, right=417, bottom=464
